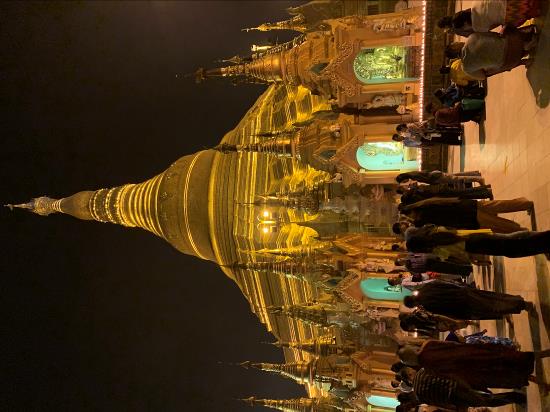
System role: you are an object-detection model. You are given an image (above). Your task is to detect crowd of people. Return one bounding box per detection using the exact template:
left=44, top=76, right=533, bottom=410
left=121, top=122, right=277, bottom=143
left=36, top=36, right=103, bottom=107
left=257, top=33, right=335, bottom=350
left=393, top=0, right=541, bottom=150
left=388, top=168, right=550, bottom=411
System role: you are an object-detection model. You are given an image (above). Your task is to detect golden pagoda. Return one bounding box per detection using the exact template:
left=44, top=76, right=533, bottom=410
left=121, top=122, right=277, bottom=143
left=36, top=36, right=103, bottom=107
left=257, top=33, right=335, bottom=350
left=11, top=0, right=431, bottom=407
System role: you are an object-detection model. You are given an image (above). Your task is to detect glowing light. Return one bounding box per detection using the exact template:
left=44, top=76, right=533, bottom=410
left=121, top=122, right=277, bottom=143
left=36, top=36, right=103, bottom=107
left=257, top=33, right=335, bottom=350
left=262, top=210, right=270, bottom=217
left=262, top=227, right=269, bottom=234
left=417, top=0, right=427, bottom=170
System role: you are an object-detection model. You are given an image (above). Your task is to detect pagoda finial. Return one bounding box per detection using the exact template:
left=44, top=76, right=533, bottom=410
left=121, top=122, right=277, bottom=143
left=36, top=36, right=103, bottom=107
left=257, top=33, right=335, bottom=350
left=7, top=151, right=219, bottom=261
left=242, top=16, right=307, bottom=33
left=239, top=360, right=313, bottom=385
left=193, top=67, right=207, bottom=83
left=240, top=396, right=260, bottom=406
left=6, top=196, right=63, bottom=216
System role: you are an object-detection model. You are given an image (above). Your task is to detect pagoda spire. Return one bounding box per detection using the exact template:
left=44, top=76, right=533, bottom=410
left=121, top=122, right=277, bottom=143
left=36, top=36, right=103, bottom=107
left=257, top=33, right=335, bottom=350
left=195, top=35, right=305, bottom=85
left=8, top=151, right=218, bottom=261
left=9, top=180, right=164, bottom=231
left=6, top=197, right=64, bottom=216
left=240, top=360, right=313, bottom=385
left=242, top=15, right=307, bottom=33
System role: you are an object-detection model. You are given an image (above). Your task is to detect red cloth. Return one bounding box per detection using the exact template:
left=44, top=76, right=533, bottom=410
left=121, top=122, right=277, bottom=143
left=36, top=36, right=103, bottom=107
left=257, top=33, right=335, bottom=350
left=434, top=106, right=462, bottom=127
left=426, top=272, right=440, bottom=279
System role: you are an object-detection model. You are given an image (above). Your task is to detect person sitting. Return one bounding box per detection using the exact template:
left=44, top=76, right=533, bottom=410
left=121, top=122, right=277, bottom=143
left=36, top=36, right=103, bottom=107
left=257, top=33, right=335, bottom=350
left=440, top=58, right=479, bottom=86
left=388, top=272, right=434, bottom=290
left=427, top=101, right=484, bottom=127
left=434, top=84, right=462, bottom=107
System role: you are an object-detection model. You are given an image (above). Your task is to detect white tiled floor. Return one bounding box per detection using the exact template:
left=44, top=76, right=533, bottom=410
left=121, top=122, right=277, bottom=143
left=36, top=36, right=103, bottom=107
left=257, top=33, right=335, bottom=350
left=447, top=2, right=550, bottom=411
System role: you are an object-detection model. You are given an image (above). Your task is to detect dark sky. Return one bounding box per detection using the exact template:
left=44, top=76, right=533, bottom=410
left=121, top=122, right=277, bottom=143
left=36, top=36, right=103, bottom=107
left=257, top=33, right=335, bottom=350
left=1, top=2, right=308, bottom=411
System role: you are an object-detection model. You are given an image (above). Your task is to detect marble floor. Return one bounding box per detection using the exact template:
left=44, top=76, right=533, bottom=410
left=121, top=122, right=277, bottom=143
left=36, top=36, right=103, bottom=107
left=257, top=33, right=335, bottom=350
left=445, top=2, right=550, bottom=410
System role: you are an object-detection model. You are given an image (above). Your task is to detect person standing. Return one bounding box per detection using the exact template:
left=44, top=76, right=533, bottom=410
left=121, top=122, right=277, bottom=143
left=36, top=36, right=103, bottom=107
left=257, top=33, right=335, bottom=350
left=395, top=122, right=462, bottom=146
left=405, top=224, right=550, bottom=264
left=403, top=280, right=533, bottom=320
left=411, top=368, right=526, bottom=409
left=398, top=183, right=493, bottom=205
left=396, top=170, right=484, bottom=185
left=399, top=339, right=537, bottom=389
left=399, top=307, right=473, bottom=336
left=398, top=197, right=532, bottom=233
left=395, top=253, right=473, bottom=278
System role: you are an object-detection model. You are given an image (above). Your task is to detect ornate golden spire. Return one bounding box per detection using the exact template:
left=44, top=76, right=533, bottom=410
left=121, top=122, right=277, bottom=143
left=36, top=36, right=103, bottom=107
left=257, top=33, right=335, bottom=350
left=242, top=15, right=307, bottom=33
left=195, top=36, right=305, bottom=85
left=240, top=360, right=313, bottom=385
left=6, top=197, right=64, bottom=216
left=9, top=151, right=218, bottom=261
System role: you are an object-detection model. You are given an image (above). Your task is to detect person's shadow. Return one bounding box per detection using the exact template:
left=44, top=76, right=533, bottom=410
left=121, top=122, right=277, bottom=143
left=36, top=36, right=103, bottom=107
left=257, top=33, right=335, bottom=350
left=527, top=4, right=550, bottom=108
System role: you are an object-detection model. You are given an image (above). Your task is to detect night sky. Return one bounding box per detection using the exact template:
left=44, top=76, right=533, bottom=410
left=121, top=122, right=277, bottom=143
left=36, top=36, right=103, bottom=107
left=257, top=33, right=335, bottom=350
left=1, top=2, right=308, bottom=411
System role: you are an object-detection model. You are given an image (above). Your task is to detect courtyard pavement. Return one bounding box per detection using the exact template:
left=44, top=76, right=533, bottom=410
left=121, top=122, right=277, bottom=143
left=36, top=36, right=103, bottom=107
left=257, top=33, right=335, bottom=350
left=446, top=2, right=550, bottom=411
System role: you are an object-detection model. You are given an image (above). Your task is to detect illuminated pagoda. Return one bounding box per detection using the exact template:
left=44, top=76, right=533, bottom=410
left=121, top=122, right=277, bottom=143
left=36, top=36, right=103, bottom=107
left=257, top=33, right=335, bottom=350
left=11, top=0, right=430, bottom=407
left=240, top=351, right=396, bottom=397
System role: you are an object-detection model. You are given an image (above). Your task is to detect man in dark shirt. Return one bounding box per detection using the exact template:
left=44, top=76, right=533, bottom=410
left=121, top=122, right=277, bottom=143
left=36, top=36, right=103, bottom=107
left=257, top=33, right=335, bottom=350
left=396, top=170, right=484, bottom=185
left=398, top=197, right=532, bottom=233
left=398, top=183, right=493, bottom=205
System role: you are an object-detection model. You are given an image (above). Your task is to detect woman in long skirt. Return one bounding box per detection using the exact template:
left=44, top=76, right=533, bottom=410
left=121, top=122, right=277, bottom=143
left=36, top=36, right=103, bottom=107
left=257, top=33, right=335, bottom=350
left=399, top=340, right=535, bottom=389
